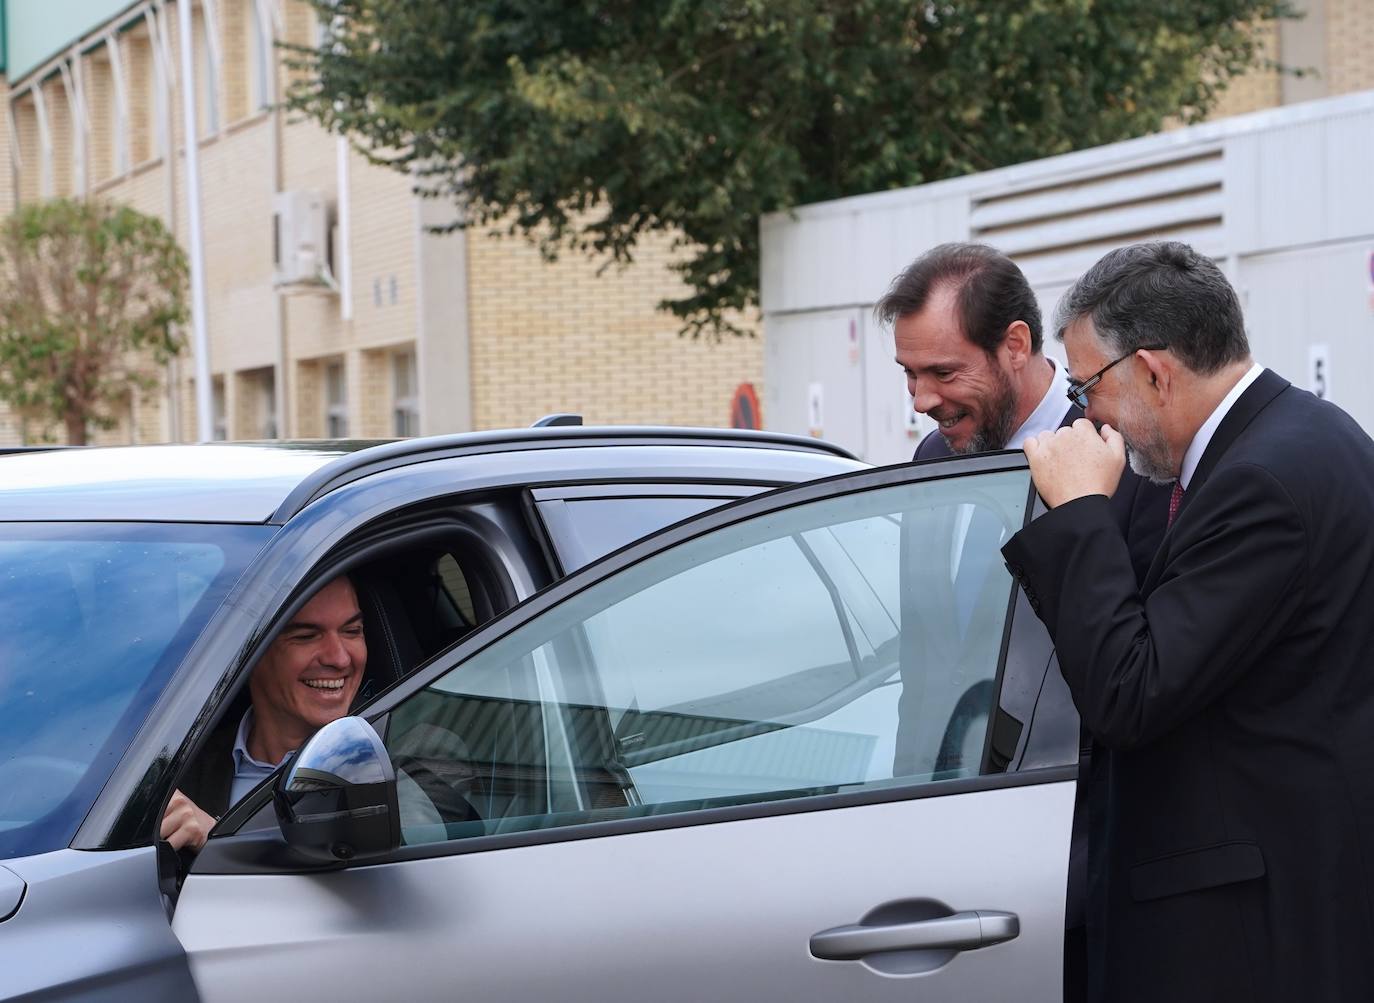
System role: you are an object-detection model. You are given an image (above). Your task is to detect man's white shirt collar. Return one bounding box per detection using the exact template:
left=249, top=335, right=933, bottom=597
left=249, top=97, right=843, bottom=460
left=1006, top=356, right=1073, bottom=449
left=1179, top=362, right=1264, bottom=490
left=231, top=707, right=289, bottom=772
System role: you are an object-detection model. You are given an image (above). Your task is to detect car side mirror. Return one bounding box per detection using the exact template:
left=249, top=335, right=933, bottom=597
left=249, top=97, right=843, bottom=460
left=274, top=716, right=400, bottom=864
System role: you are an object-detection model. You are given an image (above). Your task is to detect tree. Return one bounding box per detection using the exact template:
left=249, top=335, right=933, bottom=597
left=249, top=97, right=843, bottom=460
left=0, top=199, right=188, bottom=444
left=291, top=0, right=1290, bottom=337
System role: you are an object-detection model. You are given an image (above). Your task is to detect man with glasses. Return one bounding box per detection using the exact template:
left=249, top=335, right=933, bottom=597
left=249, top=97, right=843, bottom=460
left=880, top=243, right=1168, bottom=1001
left=882, top=242, right=1168, bottom=582
left=1003, top=240, right=1374, bottom=1002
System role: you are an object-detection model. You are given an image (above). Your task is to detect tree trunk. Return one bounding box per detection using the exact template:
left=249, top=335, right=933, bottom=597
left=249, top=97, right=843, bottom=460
left=64, top=410, right=87, bottom=446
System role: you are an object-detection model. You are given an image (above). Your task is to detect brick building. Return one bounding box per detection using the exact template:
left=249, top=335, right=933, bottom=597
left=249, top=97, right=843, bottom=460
left=0, top=0, right=760, bottom=444
left=0, top=0, right=1367, bottom=444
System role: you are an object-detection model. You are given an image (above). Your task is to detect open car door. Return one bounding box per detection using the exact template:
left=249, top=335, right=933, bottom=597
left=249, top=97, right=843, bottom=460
left=175, top=453, right=1074, bottom=1002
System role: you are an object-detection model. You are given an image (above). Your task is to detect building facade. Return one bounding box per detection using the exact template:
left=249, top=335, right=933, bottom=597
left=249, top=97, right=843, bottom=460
left=0, top=0, right=761, bottom=444
left=1211, top=0, right=1374, bottom=119
left=0, top=0, right=1366, bottom=445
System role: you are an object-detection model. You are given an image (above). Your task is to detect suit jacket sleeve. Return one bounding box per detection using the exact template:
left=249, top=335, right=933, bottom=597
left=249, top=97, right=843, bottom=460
left=913, top=430, right=943, bottom=461
left=1001, top=462, right=1307, bottom=749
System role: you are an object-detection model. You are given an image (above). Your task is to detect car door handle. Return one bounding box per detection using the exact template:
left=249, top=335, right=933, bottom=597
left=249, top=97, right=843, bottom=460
left=809, top=910, right=1019, bottom=961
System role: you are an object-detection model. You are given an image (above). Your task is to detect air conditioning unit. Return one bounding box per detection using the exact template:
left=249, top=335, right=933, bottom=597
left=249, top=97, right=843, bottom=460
left=272, top=190, right=332, bottom=288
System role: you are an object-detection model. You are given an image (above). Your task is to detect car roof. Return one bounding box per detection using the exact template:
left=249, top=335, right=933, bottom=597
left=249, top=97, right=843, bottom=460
left=0, top=427, right=860, bottom=524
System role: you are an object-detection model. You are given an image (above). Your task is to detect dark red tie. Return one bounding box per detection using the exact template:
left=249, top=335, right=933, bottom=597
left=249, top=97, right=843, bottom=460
left=1168, top=481, right=1185, bottom=527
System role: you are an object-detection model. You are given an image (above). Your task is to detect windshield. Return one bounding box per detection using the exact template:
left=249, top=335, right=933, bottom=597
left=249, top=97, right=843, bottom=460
left=0, top=523, right=272, bottom=859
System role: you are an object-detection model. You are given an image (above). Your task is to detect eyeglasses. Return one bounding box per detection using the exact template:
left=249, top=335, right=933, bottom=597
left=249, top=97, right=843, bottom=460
left=1065, top=345, right=1167, bottom=409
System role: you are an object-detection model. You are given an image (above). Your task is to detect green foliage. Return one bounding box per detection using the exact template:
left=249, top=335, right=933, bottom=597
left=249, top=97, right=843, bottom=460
left=0, top=199, right=188, bottom=443
left=290, top=0, right=1290, bottom=337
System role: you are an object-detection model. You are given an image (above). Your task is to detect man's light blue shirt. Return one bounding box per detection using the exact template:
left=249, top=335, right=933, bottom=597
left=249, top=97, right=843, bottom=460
left=229, top=708, right=290, bottom=805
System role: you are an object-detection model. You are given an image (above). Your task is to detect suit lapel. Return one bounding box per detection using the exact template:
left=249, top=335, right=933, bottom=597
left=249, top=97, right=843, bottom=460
left=1142, top=367, right=1289, bottom=588
left=1180, top=368, right=1288, bottom=504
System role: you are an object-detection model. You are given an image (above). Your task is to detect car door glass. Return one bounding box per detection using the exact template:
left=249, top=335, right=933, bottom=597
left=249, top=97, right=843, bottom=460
left=435, top=553, right=477, bottom=625
left=537, top=495, right=742, bottom=570
left=385, top=470, right=1029, bottom=845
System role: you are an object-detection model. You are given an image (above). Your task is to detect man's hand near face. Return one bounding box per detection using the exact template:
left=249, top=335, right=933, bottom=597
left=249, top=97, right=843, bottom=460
left=1023, top=419, right=1127, bottom=508
left=160, top=788, right=216, bottom=853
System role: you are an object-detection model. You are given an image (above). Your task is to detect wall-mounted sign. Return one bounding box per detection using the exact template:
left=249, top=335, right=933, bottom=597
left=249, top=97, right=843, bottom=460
left=905, top=389, right=924, bottom=436
left=807, top=382, right=824, bottom=438
left=729, top=383, right=761, bottom=430
left=1309, top=344, right=1330, bottom=400
left=1368, top=250, right=1374, bottom=313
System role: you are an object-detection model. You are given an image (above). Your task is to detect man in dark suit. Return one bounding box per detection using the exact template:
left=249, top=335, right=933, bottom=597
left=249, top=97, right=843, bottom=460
left=1003, top=240, right=1374, bottom=1002
left=879, top=244, right=1168, bottom=1000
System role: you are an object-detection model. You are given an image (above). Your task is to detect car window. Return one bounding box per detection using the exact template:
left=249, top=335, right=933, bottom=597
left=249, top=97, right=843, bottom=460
left=384, top=469, right=1029, bottom=846
left=534, top=488, right=768, bottom=570
left=435, top=553, right=477, bottom=625
left=0, top=523, right=272, bottom=860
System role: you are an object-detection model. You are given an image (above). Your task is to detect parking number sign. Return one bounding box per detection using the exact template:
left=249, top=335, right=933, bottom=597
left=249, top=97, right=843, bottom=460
left=807, top=382, right=824, bottom=437
left=1309, top=344, right=1330, bottom=400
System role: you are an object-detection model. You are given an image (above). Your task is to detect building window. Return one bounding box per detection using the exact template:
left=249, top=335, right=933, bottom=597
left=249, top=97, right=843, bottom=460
left=242, top=367, right=277, bottom=439
left=392, top=349, right=419, bottom=437
left=325, top=359, right=349, bottom=438
left=211, top=376, right=227, bottom=441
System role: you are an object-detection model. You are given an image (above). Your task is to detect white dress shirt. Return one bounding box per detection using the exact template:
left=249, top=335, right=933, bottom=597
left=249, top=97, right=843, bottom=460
left=951, top=356, right=1073, bottom=576
left=1179, top=363, right=1264, bottom=490
left=1008, top=356, right=1074, bottom=448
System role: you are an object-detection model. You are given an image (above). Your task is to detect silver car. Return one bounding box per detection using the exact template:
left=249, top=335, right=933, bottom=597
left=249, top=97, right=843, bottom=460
left=1, top=431, right=1075, bottom=1001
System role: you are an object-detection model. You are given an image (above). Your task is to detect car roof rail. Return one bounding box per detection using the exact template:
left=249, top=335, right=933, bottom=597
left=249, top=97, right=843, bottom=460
left=531, top=413, right=583, bottom=427
left=0, top=445, right=80, bottom=455
left=268, top=425, right=858, bottom=523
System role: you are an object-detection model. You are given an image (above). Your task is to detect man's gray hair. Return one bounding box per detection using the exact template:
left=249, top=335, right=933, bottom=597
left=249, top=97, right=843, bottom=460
left=1053, top=241, right=1249, bottom=374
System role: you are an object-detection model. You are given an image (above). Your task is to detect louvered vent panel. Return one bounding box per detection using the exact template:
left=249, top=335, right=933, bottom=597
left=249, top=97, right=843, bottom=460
left=972, top=149, right=1225, bottom=281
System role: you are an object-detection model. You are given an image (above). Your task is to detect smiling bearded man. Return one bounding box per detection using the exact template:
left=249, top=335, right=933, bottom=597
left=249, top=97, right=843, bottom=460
left=161, top=575, right=366, bottom=853
left=880, top=243, right=1170, bottom=582
left=880, top=242, right=1171, bottom=1003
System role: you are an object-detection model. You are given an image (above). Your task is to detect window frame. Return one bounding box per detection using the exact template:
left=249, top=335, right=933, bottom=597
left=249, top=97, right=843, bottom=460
left=194, top=452, right=1075, bottom=874
left=391, top=348, right=420, bottom=438
left=324, top=359, right=348, bottom=438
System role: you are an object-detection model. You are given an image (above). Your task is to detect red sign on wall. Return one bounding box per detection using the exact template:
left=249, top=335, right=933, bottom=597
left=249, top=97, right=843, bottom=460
left=730, top=383, right=761, bottom=430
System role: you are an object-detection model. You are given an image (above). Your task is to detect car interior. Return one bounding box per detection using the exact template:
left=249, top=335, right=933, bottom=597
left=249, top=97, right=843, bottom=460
left=172, top=520, right=522, bottom=855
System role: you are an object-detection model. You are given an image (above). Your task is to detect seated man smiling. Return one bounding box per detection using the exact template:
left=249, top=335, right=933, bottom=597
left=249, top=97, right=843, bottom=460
left=161, top=575, right=370, bottom=852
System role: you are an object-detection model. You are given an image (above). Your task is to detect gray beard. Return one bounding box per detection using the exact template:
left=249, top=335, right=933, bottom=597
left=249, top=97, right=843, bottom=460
left=1124, top=423, right=1175, bottom=485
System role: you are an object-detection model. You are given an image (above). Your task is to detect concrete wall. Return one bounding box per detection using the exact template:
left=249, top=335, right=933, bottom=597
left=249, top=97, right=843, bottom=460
left=761, top=92, right=1374, bottom=464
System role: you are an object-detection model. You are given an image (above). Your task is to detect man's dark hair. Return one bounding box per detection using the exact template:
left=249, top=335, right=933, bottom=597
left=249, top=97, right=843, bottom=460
left=1053, top=241, right=1250, bottom=374
left=875, top=242, right=1043, bottom=355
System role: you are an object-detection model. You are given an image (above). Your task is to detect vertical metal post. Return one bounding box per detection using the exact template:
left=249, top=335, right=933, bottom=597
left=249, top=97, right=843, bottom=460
left=31, top=84, right=53, bottom=199
left=177, top=0, right=213, bottom=442
left=7, top=102, right=24, bottom=179
left=58, top=62, right=88, bottom=196
left=149, top=1, right=184, bottom=441
left=105, top=33, right=130, bottom=175
left=260, top=0, right=289, bottom=437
